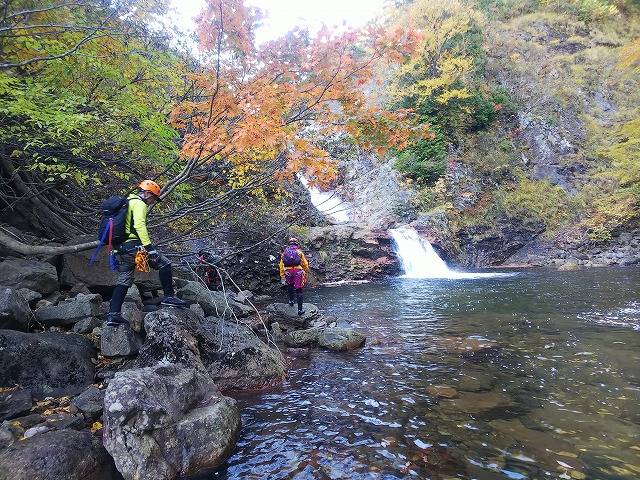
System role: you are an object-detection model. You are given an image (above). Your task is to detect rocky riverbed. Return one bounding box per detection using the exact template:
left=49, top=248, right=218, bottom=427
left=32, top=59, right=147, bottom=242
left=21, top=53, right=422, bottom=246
left=0, top=256, right=367, bottom=480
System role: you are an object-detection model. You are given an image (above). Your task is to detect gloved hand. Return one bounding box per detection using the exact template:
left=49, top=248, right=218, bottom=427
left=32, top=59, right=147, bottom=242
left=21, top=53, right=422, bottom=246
left=280, top=278, right=286, bottom=286
left=145, top=245, right=159, bottom=263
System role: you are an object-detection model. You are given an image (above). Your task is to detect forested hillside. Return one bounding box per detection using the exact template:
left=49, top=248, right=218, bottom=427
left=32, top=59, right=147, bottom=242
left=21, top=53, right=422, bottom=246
left=381, top=0, right=640, bottom=267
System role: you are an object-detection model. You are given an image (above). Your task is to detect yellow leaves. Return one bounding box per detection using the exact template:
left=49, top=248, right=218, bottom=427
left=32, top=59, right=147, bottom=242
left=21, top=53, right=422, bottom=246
left=619, top=38, right=640, bottom=73
left=91, top=421, right=103, bottom=433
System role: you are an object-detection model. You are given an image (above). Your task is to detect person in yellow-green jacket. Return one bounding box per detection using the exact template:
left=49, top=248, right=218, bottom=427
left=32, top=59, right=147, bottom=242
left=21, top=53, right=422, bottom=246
left=279, top=237, right=309, bottom=316
left=106, top=180, right=188, bottom=326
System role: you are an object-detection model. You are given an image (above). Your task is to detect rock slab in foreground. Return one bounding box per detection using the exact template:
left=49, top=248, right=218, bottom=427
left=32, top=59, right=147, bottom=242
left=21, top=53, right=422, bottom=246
left=0, top=330, right=96, bottom=398
left=103, top=364, right=240, bottom=480
left=0, top=258, right=59, bottom=295
left=176, top=280, right=253, bottom=318
left=0, top=429, right=118, bottom=480
left=318, top=327, right=366, bottom=352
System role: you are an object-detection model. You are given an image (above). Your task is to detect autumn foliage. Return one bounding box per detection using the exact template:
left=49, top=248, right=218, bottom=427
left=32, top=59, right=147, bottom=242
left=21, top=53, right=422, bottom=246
left=169, top=0, right=427, bottom=189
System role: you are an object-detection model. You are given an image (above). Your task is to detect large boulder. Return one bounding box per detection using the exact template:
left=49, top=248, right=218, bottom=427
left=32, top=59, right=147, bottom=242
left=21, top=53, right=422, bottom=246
left=103, top=364, right=240, bottom=480
left=176, top=281, right=253, bottom=319
left=201, top=317, right=287, bottom=390
left=265, top=302, right=319, bottom=327
left=71, top=386, right=104, bottom=420
left=35, top=293, right=103, bottom=327
left=0, top=429, right=118, bottom=480
left=317, top=327, right=366, bottom=352
left=0, top=258, right=58, bottom=295
left=100, top=324, right=144, bottom=357
left=0, top=287, right=31, bottom=331
left=0, top=330, right=96, bottom=398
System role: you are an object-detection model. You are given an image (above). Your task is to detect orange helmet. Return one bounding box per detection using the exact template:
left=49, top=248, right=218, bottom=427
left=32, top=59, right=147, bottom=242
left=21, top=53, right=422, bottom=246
left=138, top=180, right=161, bottom=198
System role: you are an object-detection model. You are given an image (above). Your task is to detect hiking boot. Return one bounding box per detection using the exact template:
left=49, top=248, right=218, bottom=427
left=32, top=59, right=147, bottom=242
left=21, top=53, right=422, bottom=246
left=298, top=309, right=305, bottom=316
left=161, top=296, right=189, bottom=308
left=106, top=312, right=129, bottom=327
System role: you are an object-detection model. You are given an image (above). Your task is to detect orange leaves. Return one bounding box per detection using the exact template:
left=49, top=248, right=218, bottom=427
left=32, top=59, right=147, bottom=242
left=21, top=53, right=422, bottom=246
left=171, top=1, right=429, bottom=188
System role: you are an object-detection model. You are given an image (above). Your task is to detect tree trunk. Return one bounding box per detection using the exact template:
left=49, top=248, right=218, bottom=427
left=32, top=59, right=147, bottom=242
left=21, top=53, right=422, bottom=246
left=0, top=229, right=98, bottom=256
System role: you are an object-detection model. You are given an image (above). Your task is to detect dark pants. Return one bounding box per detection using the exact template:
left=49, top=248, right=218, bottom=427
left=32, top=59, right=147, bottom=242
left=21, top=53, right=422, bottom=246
left=108, top=241, right=174, bottom=314
left=285, top=269, right=305, bottom=311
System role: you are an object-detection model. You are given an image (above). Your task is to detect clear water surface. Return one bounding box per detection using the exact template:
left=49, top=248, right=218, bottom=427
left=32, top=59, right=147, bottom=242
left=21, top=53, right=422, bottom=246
left=208, top=267, right=640, bottom=479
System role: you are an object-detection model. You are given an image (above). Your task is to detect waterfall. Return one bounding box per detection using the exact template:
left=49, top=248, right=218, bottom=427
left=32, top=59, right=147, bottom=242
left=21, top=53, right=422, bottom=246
left=389, top=227, right=513, bottom=279
left=298, top=174, right=351, bottom=224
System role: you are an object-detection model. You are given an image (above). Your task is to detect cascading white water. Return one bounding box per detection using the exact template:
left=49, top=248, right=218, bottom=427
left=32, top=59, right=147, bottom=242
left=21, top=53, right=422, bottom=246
left=298, top=174, right=351, bottom=224
left=389, top=227, right=513, bottom=279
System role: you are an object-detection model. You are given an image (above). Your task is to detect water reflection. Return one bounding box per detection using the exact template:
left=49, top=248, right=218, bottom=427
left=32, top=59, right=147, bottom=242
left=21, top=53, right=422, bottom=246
left=209, top=268, right=640, bottom=479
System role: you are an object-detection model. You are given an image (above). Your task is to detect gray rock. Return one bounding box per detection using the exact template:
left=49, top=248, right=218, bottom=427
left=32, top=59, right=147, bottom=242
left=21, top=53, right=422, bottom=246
left=318, top=327, right=366, bottom=352
left=71, top=387, right=104, bottom=420
left=35, top=293, right=103, bottom=327
left=44, top=291, right=64, bottom=306
left=103, top=364, right=240, bottom=480
left=233, top=290, right=254, bottom=304
left=0, top=389, right=32, bottom=421
left=0, top=330, right=96, bottom=398
left=266, top=302, right=320, bottom=327
left=0, top=421, right=18, bottom=449
left=283, top=328, right=322, bottom=347
left=0, top=258, right=59, bottom=295
left=0, top=429, right=118, bottom=480
left=122, top=301, right=144, bottom=332
left=176, top=281, right=252, bottom=319
left=190, top=303, right=206, bottom=318
left=72, top=317, right=102, bottom=334
left=125, top=284, right=142, bottom=308
left=0, top=287, right=32, bottom=331
left=100, top=324, right=143, bottom=357
left=68, top=283, right=91, bottom=297
left=23, top=424, right=50, bottom=439
left=43, top=413, right=86, bottom=431
left=202, top=318, right=287, bottom=390
left=16, top=288, right=41, bottom=306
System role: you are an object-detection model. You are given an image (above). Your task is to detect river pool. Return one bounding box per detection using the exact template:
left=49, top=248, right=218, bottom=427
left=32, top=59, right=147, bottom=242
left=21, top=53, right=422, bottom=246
left=210, top=267, right=640, bottom=479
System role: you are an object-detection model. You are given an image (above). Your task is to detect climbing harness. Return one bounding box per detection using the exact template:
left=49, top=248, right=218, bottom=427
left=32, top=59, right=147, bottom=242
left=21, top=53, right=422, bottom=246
left=134, top=247, right=150, bottom=273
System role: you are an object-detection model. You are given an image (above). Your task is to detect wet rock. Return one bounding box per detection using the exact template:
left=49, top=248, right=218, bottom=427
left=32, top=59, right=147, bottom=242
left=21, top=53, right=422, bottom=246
left=202, top=317, right=286, bottom=390
left=558, top=261, right=580, bottom=271
left=0, top=330, right=96, bottom=398
left=0, top=258, right=58, bottom=295
left=439, top=391, right=517, bottom=417
left=176, top=280, right=252, bottom=318
left=71, top=386, right=104, bottom=420
left=435, top=336, right=500, bottom=356
left=72, top=317, right=102, bottom=334
left=266, top=302, right=320, bottom=327
left=285, top=347, right=311, bottom=359
left=283, top=328, right=322, bottom=347
left=103, top=364, right=240, bottom=480
left=0, top=389, right=32, bottom=421
left=0, top=287, right=32, bottom=331
left=456, top=372, right=494, bottom=392
left=426, top=385, right=459, bottom=399
left=0, top=429, right=118, bottom=480
left=35, top=293, right=103, bottom=327
left=100, top=324, right=143, bottom=357
left=318, top=327, right=366, bottom=352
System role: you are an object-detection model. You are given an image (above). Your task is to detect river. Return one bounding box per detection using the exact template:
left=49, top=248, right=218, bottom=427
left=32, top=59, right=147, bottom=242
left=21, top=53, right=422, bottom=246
left=209, top=267, right=640, bottom=479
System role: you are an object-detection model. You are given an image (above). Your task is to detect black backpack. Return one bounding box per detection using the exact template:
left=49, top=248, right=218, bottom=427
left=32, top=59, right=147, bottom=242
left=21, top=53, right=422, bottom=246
left=97, top=196, right=130, bottom=246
